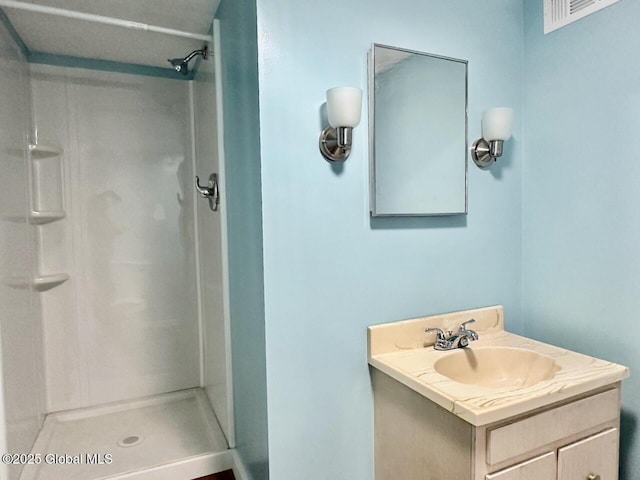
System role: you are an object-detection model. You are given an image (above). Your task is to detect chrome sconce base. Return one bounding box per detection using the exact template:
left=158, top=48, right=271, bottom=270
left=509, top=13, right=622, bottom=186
left=319, top=126, right=353, bottom=162
left=471, top=138, right=504, bottom=169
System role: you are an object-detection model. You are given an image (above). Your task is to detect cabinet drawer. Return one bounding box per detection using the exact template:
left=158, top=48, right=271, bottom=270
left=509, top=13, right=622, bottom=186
left=487, top=389, right=619, bottom=465
left=486, top=451, right=556, bottom=480
left=558, top=428, right=618, bottom=480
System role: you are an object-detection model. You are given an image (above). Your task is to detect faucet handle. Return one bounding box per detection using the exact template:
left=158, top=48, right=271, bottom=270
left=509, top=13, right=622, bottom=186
left=425, top=327, right=445, bottom=341
left=459, top=319, right=479, bottom=341
left=460, top=319, right=476, bottom=330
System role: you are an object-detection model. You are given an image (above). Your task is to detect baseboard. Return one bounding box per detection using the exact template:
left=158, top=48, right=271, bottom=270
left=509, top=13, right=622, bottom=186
left=231, top=450, right=251, bottom=480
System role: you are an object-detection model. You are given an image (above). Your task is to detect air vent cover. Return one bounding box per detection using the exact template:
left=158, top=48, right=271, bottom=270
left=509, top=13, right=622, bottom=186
left=544, top=0, right=620, bottom=33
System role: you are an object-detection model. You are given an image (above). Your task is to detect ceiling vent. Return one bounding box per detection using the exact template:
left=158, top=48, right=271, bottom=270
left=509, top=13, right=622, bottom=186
left=544, top=0, right=621, bottom=33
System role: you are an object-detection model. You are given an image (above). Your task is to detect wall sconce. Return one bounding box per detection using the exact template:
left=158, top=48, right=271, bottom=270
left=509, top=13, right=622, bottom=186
left=319, top=87, right=363, bottom=162
left=471, top=107, right=513, bottom=169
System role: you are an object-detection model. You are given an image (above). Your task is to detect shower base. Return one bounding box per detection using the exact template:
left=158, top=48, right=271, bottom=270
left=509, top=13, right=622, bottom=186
left=20, top=388, right=230, bottom=480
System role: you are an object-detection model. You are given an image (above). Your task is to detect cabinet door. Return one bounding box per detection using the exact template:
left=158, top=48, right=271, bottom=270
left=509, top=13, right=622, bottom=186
left=486, top=451, right=556, bottom=480
left=558, top=428, right=618, bottom=480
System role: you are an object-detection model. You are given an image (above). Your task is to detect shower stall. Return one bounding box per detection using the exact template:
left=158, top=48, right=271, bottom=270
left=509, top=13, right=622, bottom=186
left=0, top=2, right=239, bottom=479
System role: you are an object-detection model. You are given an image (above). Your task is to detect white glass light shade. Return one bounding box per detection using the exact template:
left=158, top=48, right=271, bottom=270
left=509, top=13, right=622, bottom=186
left=326, top=87, right=362, bottom=128
left=482, top=107, right=513, bottom=141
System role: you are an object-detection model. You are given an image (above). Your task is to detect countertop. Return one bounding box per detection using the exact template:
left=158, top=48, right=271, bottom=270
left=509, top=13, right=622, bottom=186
left=368, top=305, right=629, bottom=426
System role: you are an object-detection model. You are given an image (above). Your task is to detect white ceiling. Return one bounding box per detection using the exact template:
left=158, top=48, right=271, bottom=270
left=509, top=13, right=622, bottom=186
left=3, top=0, right=220, bottom=69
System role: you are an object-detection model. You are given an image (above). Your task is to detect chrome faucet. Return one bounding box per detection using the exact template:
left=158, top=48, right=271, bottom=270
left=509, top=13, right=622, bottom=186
left=426, top=319, right=479, bottom=351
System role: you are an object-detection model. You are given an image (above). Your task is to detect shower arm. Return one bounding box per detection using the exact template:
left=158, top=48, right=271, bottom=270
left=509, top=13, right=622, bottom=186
left=183, top=48, right=208, bottom=64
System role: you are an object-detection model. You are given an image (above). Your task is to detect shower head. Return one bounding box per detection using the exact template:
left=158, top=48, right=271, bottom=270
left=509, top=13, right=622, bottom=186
left=168, top=45, right=208, bottom=76
left=169, top=57, right=188, bottom=75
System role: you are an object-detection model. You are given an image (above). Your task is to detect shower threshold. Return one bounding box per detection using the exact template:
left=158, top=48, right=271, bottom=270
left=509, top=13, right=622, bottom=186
left=20, top=388, right=230, bottom=480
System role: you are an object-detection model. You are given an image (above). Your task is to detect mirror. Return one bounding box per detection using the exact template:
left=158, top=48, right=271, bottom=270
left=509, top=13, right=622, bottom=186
left=369, top=44, right=468, bottom=216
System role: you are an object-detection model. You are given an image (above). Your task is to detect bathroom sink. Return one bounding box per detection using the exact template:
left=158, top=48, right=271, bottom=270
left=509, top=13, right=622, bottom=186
left=368, top=306, right=629, bottom=425
left=433, top=347, right=559, bottom=389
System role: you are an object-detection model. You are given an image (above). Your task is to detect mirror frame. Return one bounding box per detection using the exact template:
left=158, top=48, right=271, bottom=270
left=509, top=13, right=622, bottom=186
left=368, top=43, right=469, bottom=217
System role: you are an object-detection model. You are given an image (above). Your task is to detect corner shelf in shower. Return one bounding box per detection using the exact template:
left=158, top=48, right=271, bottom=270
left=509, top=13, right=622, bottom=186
left=28, top=143, right=66, bottom=225
left=33, top=273, right=70, bottom=292
left=24, top=143, right=69, bottom=292
left=2, top=209, right=65, bottom=225
left=4, top=273, right=69, bottom=291
left=30, top=210, right=66, bottom=225
left=29, top=143, right=63, bottom=159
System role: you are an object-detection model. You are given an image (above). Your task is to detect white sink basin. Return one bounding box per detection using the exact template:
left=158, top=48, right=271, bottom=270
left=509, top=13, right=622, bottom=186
left=434, top=346, right=559, bottom=389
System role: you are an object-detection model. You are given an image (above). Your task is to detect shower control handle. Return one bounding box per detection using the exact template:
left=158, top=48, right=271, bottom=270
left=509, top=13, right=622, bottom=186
left=195, top=175, right=213, bottom=197
left=195, top=174, right=220, bottom=212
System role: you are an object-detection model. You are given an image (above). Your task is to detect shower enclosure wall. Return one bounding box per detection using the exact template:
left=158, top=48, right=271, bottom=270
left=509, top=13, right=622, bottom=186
left=32, top=65, right=205, bottom=412
left=0, top=19, right=44, bottom=480
left=0, top=13, right=234, bottom=480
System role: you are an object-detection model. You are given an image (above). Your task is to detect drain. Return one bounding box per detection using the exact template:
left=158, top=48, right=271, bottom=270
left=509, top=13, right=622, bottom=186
left=117, top=434, right=144, bottom=448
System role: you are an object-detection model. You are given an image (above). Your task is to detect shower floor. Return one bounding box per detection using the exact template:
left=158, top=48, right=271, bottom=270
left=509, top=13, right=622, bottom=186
left=20, top=388, right=228, bottom=480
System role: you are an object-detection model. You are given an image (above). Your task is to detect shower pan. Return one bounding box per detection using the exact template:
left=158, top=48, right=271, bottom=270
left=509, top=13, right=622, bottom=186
left=20, top=390, right=228, bottom=480
left=0, top=2, right=236, bottom=480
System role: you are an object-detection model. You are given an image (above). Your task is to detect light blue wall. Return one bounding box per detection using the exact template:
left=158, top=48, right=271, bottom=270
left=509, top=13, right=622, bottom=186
left=216, top=1, right=269, bottom=478
left=256, top=1, right=523, bottom=478
left=523, top=1, right=639, bottom=478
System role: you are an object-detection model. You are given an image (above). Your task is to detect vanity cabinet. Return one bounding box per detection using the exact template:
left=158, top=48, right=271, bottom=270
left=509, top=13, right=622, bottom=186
left=485, top=452, right=555, bottom=479
left=372, top=370, right=621, bottom=480
left=486, top=429, right=618, bottom=480
left=557, top=429, right=618, bottom=480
